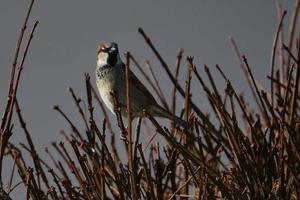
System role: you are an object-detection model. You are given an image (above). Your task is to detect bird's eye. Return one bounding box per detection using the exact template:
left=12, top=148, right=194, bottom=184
left=99, top=47, right=108, bottom=53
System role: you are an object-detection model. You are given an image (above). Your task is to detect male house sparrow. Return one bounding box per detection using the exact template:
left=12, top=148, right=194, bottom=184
left=95, top=42, right=189, bottom=129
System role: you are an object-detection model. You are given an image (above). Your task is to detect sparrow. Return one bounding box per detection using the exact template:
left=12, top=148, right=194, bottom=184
left=95, top=42, right=189, bottom=129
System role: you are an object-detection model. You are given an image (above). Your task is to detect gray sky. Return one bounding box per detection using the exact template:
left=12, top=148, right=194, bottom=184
left=0, top=0, right=296, bottom=198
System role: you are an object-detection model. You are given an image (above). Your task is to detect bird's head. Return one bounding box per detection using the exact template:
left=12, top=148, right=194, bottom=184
left=97, top=42, right=121, bottom=67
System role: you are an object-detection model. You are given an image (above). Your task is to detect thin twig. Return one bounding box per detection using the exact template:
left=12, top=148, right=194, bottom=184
left=270, top=10, right=286, bottom=108
left=289, top=33, right=300, bottom=127
left=138, top=27, right=216, bottom=132
left=286, top=0, right=300, bottom=71
left=0, top=19, right=38, bottom=185
left=229, top=37, right=266, bottom=122
left=172, top=48, right=184, bottom=115
left=1, top=0, right=35, bottom=131
left=145, top=60, right=169, bottom=110
left=168, top=166, right=201, bottom=200
left=242, top=55, right=271, bottom=127
left=125, top=51, right=139, bottom=199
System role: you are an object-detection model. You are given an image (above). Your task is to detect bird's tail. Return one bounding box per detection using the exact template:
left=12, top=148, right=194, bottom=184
left=149, top=105, right=190, bottom=130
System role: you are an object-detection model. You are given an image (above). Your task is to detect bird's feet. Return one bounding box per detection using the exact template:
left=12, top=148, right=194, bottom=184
left=119, top=125, right=128, bottom=141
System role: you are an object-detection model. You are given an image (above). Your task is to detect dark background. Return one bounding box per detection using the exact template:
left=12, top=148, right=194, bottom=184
left=0, top=1, right=295, bottom=198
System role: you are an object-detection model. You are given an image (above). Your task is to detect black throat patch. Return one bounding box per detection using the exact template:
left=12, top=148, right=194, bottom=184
left=107, top=51, right=118, bottom=66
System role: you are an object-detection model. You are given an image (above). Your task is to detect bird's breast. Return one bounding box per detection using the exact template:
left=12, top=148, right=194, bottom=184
left=96, top=67, right=117, bottom=114
left=96, top=66, right=115, bottom=80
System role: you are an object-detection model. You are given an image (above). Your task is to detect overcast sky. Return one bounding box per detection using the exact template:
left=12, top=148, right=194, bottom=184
left=0, top=0, right=297, bottom=198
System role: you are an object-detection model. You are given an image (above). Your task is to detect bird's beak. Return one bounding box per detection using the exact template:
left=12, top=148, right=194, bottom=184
left=97, top=42, right=109, bottom=55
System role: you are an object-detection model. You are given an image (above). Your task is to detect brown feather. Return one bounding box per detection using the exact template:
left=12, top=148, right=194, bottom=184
left=129, top=69, right=157, bottom=104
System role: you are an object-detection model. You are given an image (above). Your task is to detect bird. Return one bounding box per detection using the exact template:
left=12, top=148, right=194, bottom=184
left=95, top=42, right=189, bottom=129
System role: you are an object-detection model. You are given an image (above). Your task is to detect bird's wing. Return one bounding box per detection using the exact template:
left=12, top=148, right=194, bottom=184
left=118, top=62, right=157, bottom=104
left=129, top=69, right=157, bottom=103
